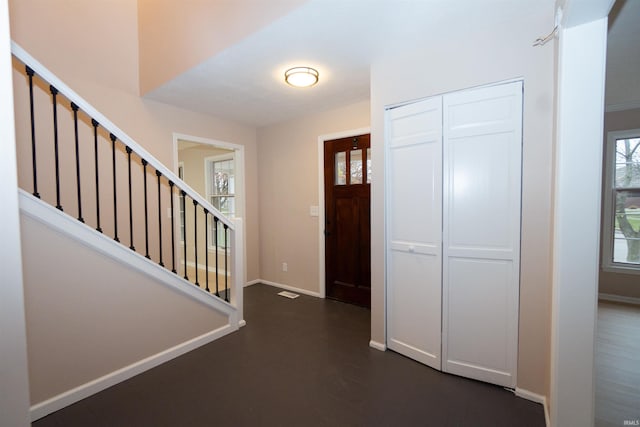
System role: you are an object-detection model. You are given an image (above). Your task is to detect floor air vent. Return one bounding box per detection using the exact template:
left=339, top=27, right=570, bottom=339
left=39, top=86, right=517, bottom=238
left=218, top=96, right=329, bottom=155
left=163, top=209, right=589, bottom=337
left=277, top=291, right=300, bottom=299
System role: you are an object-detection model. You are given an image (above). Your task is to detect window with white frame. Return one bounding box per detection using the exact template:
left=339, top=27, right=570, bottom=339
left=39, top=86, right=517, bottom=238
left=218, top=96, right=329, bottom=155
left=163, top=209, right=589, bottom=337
left=205, top=154, right=234, bottom=248
left=602, top=129, right=640, bottom=272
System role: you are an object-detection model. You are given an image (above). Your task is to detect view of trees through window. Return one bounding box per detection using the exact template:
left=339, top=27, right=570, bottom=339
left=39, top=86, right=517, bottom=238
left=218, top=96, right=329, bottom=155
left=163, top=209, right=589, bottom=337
left=613, top=137, right=640, bottom=264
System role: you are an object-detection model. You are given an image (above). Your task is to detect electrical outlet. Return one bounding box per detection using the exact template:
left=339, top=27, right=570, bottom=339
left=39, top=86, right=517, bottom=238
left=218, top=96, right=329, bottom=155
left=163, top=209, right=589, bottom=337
left=282, top=262, right=288, bottom=272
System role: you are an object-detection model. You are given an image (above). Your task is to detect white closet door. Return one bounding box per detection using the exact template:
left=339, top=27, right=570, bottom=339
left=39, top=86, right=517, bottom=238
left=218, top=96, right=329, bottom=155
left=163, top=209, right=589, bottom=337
left=386, top=97, right=443, bottom=370
left=441, top=81, right=522, bottom=388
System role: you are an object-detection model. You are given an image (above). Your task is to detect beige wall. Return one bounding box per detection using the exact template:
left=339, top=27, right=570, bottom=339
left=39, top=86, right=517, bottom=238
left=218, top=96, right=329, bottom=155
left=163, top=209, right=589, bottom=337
left=599, top=107, right=640, bottom=299
left=257, top=100, right=370, bottom=293
left=370, top=5, right=555, bottom=397
left=21, top=213, right=227, bottom=404
left=137, top=0, right=307, bottom=94
left=9, top=0, right=260, bottom=283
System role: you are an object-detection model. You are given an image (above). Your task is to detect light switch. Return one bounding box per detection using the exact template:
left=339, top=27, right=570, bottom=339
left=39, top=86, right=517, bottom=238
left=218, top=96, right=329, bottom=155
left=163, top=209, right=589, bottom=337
left=309, top=205, right=319, bottom=217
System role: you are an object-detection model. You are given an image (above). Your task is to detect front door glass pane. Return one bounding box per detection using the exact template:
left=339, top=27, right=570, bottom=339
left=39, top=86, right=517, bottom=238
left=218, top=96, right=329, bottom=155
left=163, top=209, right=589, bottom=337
left=367, top=148, right=372, bottom=184
left=335, top=151, right=346, bottom=185
left=351, top=149, right=363, bottom=184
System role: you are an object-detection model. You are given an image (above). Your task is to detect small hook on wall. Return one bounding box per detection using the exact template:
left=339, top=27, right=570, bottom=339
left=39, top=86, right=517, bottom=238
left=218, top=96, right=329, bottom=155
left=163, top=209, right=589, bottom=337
left=533, top=26, right=558, bottom=47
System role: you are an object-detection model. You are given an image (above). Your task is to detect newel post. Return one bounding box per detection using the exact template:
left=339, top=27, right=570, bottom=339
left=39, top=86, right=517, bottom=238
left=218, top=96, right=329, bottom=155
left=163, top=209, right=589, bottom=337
left=230, top=218, right=245, bottom=328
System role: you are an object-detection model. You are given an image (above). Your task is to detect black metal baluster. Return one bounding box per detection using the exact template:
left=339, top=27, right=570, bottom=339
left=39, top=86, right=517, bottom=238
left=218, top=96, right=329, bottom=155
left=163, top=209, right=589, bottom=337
left=169, top=181, right=176, bottom=273
left=50, top=86, right=62, bottom=211
left=70, top=103, right=84, bottom=223
left=204, top=210, right=209, bottom=292
left=156, top=170, right=164, bottom=267
left=92, top=119, right=102, bottom=233
left=181, top=190, right=188, bottom=280
left=110, top=133, right=119, bottom=242
left=25, top=66, right=39, bottom=198
left=142, top=159, right=150, bottom=259
left=224, top=224, right=229, bottom=302
left=126, top=147, right=135, bottom=251
left=214, top=217, right=219, bottom=297
left=193, top=200, right=199, bottom=287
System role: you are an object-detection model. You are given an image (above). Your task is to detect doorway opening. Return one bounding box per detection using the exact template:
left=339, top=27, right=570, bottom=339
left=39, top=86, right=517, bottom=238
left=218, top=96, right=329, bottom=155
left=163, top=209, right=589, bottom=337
left=173, top=133, right=246, bottom=290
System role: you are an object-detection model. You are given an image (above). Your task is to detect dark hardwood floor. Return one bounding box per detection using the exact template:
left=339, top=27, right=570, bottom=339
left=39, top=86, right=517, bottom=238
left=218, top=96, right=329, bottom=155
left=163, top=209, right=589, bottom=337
left=34, top=284, right=545, bottom=426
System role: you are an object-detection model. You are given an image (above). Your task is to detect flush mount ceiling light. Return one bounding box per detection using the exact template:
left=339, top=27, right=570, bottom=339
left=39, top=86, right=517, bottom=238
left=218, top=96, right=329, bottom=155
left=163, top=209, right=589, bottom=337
left=284, top=67, right=319, bottom=88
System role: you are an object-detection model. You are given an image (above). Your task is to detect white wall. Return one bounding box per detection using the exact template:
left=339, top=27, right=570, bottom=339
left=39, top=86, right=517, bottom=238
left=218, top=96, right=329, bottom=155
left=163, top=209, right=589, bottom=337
left=370, top=4, right=556, bottom=397
left=0, top=0, right=30, bottom=424
left=551, top=16, right=608, bottom=427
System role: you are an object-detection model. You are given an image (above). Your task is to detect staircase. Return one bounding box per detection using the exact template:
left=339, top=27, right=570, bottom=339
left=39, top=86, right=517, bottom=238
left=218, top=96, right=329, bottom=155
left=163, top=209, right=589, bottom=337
left=11, top=42, right=245, bottom=421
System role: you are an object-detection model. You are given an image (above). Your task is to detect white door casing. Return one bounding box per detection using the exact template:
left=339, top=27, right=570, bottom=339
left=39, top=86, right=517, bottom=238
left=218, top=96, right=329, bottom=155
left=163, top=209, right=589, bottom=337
left=386, top=97, right=443, bottom=370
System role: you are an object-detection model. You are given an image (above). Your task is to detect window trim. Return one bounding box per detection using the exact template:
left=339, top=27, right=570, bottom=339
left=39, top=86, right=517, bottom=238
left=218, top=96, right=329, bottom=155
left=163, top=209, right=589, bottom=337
left=204, top=153, right=235, bottom=251
left=601, top=128, right=640, bottom=275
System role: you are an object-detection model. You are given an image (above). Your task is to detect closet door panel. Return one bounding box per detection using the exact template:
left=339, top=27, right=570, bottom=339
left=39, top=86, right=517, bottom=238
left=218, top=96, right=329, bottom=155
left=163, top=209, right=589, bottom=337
left=389, top=143, right=440, bottom=245
left=442, top=81, right=522, bottom=388
left=445, top=257, right=513, bottom=383
left=389, top=102, right=442, bottom=148
left=447, top=133, right=514, bottom=251
left=388, top=250, right=441, bottom=366
left=386, top=97, right=442, bottom=371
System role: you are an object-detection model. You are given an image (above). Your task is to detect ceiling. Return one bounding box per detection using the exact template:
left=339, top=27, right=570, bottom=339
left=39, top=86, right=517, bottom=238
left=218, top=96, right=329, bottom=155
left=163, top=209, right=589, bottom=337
left=144, top=0, right=638, bottom=128
left=144, top=0, right=547, bottom=128
left=606, top=0, right=640, bottom=110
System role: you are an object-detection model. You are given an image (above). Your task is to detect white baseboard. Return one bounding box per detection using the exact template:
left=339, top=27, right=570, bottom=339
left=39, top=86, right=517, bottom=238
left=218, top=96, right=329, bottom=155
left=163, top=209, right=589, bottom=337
left=259, top=279, right=322, bottom=298
left=369, top=340, right=386, bottom=351
left=515, top=388, right=549, bottom=427
left=245, top=279, right=261, bottom=287
left=544, top=402, right=550, bottom=427
left=599, top=293, right=640, bottom=306
left=30, top=324, right=235, bottom=421
left=605, top=100, right=640, bottom=112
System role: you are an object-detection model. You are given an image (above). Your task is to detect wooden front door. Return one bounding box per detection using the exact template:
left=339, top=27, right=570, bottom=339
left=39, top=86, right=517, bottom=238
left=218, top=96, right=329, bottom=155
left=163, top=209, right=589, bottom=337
left=324, top=134, right=371, bottom=308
